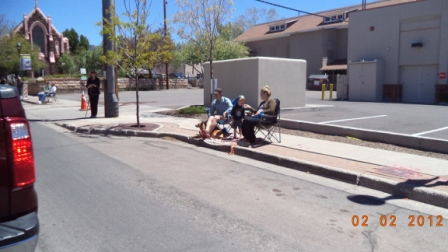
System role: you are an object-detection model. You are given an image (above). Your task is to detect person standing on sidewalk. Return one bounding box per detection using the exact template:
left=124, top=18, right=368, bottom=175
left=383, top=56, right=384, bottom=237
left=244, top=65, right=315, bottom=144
left=16, top=77, right=23, bottom=98
left=86, top=70, right=100, bottom=118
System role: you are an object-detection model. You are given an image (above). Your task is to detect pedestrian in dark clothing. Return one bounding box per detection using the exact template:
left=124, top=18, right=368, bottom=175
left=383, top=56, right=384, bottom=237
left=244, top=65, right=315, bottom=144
left=0, top=78, right=6, bottom=84
left=86, top=70, right=100, bottom=118
left=17, top=77, right=23, bottom=97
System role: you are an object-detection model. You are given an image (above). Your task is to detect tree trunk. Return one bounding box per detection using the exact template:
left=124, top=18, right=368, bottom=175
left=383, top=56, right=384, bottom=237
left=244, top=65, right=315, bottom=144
left=165, top=62, right=169, bottom=90
left=136, top=71, right=140, bottom=127
left=210, top=46, right=214, bottom=80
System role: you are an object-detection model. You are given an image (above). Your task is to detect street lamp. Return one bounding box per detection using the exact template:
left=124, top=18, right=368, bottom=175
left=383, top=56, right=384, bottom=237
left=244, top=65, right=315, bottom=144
left=16, top=42, right=22, bottom=77
left=16, top=42, right=22, bottom=54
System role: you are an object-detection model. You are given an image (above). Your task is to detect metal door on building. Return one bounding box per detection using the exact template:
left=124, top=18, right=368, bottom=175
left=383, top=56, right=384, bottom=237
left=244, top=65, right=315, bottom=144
left=401, top=65, right=437, bottom=103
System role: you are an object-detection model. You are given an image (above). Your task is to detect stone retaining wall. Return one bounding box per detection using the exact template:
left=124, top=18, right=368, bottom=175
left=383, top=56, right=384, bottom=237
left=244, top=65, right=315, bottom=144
left=26, top=78, right=190, bottom=95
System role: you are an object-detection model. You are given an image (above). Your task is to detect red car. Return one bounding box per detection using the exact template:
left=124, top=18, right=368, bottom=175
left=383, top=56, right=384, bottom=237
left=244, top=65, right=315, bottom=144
left=0, top=84, right=39, bottom=251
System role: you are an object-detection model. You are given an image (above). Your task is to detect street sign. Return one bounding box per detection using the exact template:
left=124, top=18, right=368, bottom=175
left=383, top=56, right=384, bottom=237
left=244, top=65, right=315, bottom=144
left=440, top=72, right=446, bottom=79
left=20, top=54, right=32, bottom=71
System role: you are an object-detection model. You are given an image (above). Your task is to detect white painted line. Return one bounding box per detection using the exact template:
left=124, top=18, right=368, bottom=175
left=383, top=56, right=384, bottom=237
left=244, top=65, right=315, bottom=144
left=412, top=126, right=448, bottom=136
left=318, top=115, right=387, bottom=124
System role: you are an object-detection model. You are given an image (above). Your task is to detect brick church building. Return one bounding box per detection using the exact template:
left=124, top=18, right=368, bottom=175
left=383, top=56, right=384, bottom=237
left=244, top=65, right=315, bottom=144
left=13, top=1, right=70, bottom=75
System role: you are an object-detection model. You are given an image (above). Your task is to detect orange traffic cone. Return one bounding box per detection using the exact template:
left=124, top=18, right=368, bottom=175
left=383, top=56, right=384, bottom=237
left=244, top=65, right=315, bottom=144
left=80, top=91, right=88, bottom=111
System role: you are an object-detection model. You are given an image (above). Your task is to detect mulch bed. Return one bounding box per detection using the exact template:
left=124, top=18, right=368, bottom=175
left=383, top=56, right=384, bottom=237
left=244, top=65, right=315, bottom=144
left=109, top=123, right=159, bottom=131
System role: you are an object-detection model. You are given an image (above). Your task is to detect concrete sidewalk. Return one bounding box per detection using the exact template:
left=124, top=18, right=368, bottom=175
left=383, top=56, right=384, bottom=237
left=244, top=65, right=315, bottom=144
left=23, top=96, right=448, bottom=209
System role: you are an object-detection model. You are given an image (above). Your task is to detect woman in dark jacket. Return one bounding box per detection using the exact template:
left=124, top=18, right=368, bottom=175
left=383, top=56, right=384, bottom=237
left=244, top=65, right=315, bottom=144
left=86, top=70, right=100, bottom=118
left=241, top=85, right=276, bottom=145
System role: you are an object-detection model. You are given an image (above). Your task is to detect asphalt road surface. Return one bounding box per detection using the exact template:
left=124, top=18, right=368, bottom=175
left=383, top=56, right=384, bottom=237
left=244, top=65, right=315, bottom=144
left=31, top=122, right=448, bottom=252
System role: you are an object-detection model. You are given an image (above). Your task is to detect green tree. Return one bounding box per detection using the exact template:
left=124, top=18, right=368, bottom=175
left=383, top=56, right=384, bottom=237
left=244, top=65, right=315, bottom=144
left=62, top=28, right=79, bottom=53
left=174, top=0, right=233, bottom=80
left=214, top=39, right=249, bottom=60
left=0, top=33, right=46, bottom=76
left=84, top=46, right=103, bottom=72
left=79, top=35, right=90, bottom=52
left=151, top=28, right=175, bottom=81
left=58, top=45, right=103, bottom=76
left=100, top=0, right=161, bottom=126
left=172, top=22, right=249, bottom=76
left=57, top=53, right=77, bottom=75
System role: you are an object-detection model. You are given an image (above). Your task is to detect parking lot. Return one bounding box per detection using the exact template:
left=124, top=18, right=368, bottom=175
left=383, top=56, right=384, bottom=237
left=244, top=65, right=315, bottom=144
left=282, top=91, right=448, bottom=140
left=56, top=89, right=448, bottom=141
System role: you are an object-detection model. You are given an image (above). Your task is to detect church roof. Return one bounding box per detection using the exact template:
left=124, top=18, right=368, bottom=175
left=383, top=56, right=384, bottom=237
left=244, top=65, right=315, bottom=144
left=14, top=7, right=62, bottom=36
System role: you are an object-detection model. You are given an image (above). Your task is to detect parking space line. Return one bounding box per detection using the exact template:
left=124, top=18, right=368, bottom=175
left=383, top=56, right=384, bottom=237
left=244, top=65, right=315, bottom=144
left=412, top=126, right=448, bottom=136
left=318, top=115, right=387, bottom=124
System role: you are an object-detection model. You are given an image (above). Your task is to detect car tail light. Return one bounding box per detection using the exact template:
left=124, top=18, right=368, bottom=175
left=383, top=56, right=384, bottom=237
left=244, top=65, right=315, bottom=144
left=7, top=118, right=36, bottom=188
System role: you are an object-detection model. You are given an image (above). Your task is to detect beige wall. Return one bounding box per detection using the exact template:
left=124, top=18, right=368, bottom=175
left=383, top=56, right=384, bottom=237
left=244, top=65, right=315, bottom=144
left=246, top=36, right=290, bottom=58
left=203, top=57, right=306, bottom=108
left=180, top=64, right=203, bottom=77
left=290, top=30, right=323, bottom=76
left=289, top=28, right=347, bottom=76
left=245, top=27, right=348, bottom=79
left=336, top=29, right=348, bottom=60
left=348, top=0, right=448, bottom=92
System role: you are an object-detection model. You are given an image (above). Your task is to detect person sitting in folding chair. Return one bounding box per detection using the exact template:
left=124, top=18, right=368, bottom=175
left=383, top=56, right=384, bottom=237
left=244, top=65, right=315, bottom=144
left=230, top=95, right=246, bottom=139
left=241, top=85, right=277, bottom=145
left=38, top=82, right=57, bottom=104
left=200, top=88, right=233, bottom=138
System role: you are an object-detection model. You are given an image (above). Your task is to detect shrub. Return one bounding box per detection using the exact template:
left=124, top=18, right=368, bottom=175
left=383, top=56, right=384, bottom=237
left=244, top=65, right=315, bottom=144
left=176, top=105, right=206, bottom=114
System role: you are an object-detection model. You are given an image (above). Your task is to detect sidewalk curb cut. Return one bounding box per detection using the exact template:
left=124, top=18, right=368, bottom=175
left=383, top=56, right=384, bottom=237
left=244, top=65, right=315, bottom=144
left=56, top=122, right=448, bottom=209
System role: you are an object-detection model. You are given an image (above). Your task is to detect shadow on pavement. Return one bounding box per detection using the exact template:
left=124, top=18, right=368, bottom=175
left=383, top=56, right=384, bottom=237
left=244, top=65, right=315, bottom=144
left=347, top=195, right=400, bottom=206
left=347, top=176, right=448, bottom=206
left=28, top=117, right=91, bottom=122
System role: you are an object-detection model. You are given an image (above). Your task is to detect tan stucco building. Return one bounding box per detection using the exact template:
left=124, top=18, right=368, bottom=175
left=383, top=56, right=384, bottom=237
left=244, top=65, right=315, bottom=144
left=14, top=3, right=70, bottom=75
left=236, top=0, right=417, bottom=84
left=348, top=0, right=448, bottom=103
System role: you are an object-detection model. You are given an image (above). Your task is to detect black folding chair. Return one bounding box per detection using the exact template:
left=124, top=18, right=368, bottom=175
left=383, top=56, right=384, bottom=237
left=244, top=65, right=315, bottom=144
left=255, top=98, right=281, bottom=143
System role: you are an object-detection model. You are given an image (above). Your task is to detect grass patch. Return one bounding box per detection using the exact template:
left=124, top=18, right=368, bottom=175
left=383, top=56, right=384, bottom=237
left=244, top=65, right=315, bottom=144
left=176, top=105, right=207, bottom=114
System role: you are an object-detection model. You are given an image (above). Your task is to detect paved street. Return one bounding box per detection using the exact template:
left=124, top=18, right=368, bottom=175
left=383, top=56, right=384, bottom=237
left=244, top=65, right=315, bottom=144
left=32, top=121, right=448, bottom=252
left=56, top=89, right=448, bottom=140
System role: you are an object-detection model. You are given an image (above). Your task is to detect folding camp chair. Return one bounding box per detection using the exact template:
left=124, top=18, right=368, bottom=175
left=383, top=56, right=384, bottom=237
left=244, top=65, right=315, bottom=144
left=204, top=107, right=232, bottom=136
left=255, top=98, right=281, bottom=143
left=44, top=92, right=57, bottom=103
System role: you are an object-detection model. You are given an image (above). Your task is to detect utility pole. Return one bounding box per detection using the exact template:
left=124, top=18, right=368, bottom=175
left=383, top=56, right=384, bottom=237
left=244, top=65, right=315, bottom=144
left=102, top=0, right=119, bottom=117
left=164, top=0, right=169, bottom=89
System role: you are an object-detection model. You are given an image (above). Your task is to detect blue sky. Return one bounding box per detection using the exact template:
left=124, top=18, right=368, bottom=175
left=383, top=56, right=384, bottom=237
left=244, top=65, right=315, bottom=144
left=2, top=0, right=374, bottom=45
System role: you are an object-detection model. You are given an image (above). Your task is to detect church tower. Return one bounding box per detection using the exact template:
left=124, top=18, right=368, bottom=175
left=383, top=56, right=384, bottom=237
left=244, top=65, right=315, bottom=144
left=14, top=1, right=70, bottom=75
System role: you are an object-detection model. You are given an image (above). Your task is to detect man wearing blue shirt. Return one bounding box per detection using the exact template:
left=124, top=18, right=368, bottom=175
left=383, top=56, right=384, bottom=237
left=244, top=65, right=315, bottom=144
left=204, top=88, right=233, bottom=137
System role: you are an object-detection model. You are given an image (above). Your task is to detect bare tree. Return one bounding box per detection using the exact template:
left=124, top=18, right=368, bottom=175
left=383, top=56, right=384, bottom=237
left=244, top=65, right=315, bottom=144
left=100, top=0, right=160, bottom=127
left=174, top=0, right=233, bottom=81
left=231, top=7, right=280, bottom=38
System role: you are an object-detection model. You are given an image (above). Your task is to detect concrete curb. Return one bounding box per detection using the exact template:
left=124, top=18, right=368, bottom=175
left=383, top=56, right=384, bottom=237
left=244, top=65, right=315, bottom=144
left=56, top=122, right=448, bottom=209
left=281, top=119, right=448, bottom=155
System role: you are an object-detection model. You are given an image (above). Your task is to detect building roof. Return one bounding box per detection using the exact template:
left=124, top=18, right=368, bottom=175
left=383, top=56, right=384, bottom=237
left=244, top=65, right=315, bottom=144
left=14, top=7, right=61, bottom=36
left=320, top=59, right=348, bottom=71
left=235, top=0, right=418, bottom=43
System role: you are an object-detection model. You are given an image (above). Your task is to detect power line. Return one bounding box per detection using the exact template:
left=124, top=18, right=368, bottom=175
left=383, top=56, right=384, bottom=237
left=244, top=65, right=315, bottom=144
left=255, top=0, right=329, bottom=19
left=255, top=0, right=352, bottom=23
